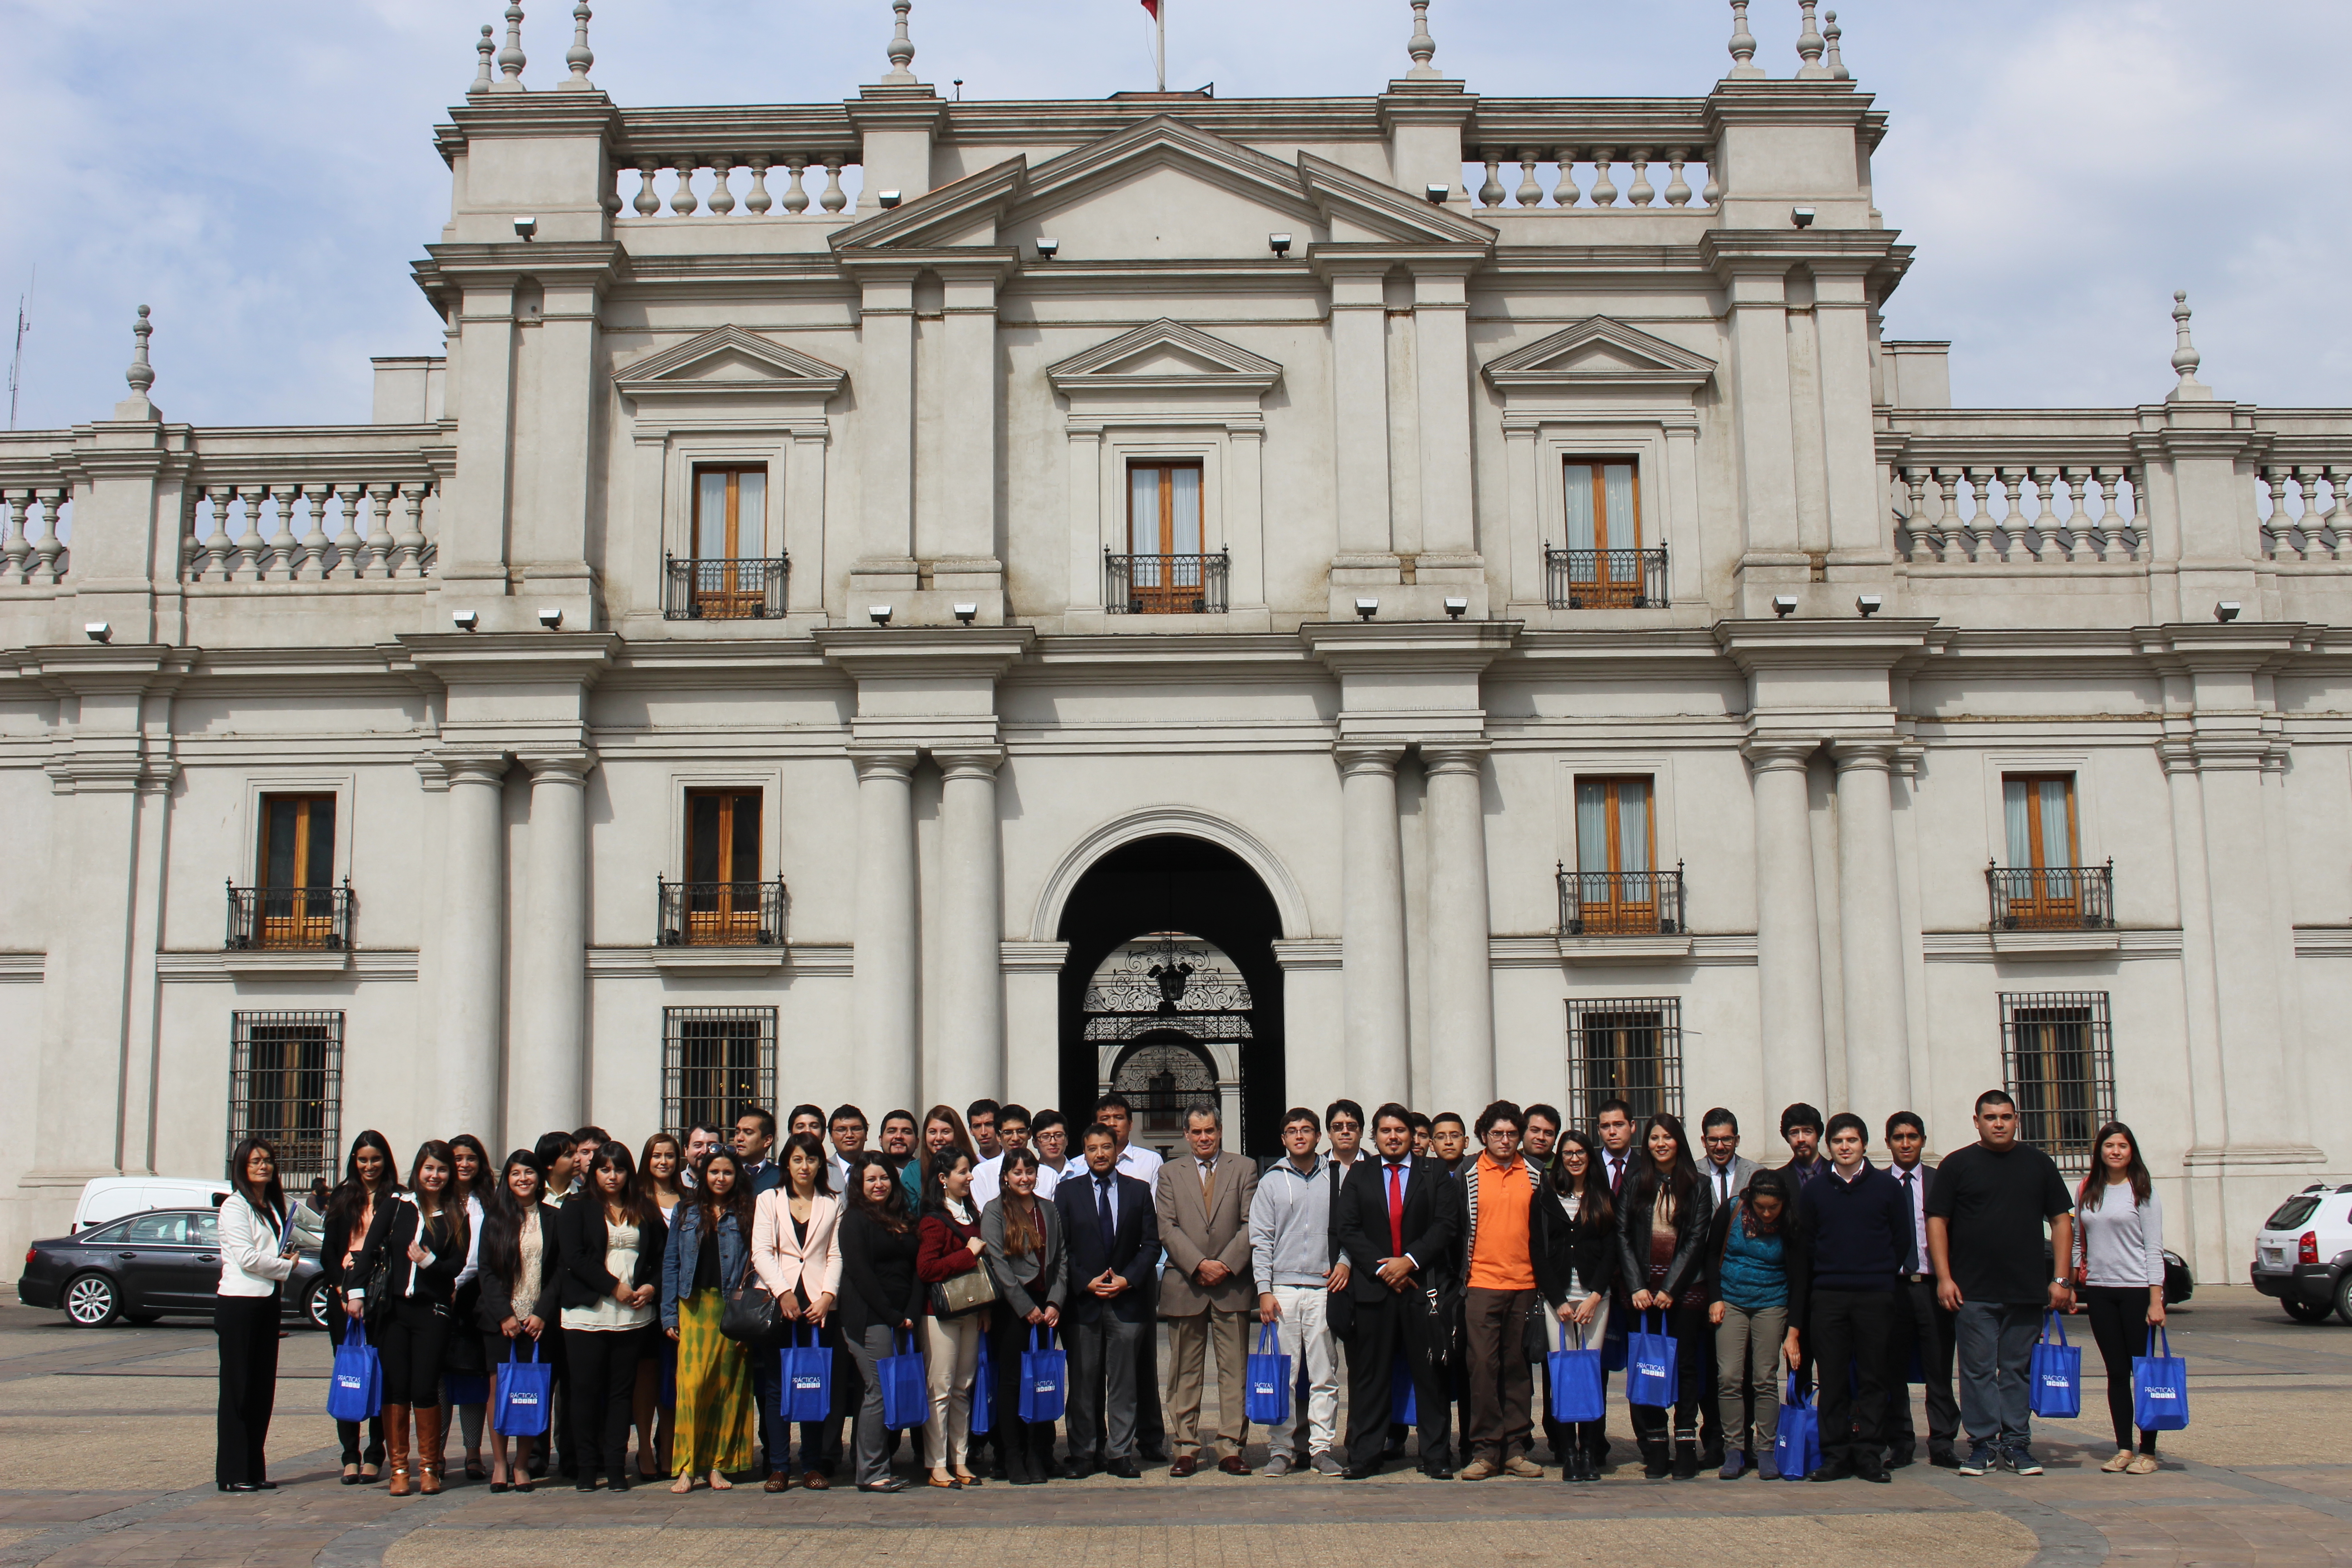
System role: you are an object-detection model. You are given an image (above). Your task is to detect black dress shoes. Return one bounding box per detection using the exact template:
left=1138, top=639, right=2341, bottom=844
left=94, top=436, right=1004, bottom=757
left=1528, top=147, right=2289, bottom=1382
left=1807, top=1462, right=1853, bottom=1483
left=1108, top=1457, right=1142, bottom=1479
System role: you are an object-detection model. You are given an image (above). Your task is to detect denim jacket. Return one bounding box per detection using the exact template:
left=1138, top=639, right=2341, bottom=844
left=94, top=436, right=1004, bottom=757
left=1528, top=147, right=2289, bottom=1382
left=661, top=1203, right=750, bottom=1330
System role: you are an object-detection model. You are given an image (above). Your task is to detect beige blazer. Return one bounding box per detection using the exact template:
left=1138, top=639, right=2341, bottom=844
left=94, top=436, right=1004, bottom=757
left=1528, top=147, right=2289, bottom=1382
left=1154, top=1150, right=1259, bottom=1316
left=750, top=1189, right=841, bottom=1303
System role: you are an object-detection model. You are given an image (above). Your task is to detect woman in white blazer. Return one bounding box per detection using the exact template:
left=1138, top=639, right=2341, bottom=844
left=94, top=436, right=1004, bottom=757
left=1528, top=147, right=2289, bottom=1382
left=216, top=1137, right=299, bottom=1492
left=750, top=1132, right=842, bottom=1490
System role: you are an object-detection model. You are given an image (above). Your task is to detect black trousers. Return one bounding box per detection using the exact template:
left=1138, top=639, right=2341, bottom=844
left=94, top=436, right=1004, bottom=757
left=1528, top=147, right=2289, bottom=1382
left=1887, top=1276, right=1960, bottom=1458
left=1136, top=1273, right=1165, bottom=1451
left=564, top=1326, right=647, bottom=1481
left=1810, top=1288, right=1898, bottom=1469
left=987, top=1309, right=1058, bottom=1477
left=1626, top=1298, right=1710, bottom=1447
left=215, top=1291, right=280, bottom=1486
left=1342, top=1289, right=1452, bottom=1474
left=2081, top=1284, right=2160, bottom=1454
left=378, top=1298, right=450, bottom=1407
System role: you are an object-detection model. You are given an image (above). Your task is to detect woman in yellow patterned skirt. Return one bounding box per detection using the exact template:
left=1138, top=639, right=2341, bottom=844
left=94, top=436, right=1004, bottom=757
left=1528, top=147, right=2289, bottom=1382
left=661, top=1147, right=757, bottom=1491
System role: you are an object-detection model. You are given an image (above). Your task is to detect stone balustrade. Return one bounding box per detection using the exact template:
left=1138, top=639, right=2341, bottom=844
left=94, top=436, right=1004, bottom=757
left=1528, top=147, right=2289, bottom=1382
left=0, top=485, right=73, bottom=586
left=612, top=152, right=864, bottom=219
left=183, top=476, right=437, bottom=583
left=2255, top=463, right=2352, bottom=564
left=1890, top=462, right=2146, bottom=567
left=1461, top=145, right=1716, bottom=210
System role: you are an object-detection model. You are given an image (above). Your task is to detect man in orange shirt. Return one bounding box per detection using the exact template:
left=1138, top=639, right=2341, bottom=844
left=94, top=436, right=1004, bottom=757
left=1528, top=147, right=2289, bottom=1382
left=1457, top=1101, right=1546, bottom=1479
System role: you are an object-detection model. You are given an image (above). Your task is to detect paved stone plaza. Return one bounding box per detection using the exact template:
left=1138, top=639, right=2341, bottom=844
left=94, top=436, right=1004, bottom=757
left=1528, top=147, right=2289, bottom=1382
left=0, top=1288, right=2347, bottom=1568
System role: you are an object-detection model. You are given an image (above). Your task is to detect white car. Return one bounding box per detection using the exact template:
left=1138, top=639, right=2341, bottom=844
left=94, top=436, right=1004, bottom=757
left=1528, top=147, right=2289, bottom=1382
left=2251, top=1184, right=2352, bottom=1324
left=70, top=1176, right=231, bottom=1234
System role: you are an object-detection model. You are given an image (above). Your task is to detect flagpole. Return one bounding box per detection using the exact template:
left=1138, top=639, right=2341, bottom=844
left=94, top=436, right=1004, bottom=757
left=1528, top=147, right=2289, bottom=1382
left=1155, top=0, right=1166, bottom=91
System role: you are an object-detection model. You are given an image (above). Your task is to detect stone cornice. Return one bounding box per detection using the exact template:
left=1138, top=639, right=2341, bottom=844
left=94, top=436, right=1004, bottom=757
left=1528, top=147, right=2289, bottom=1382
left=1298, top=618, right=1520, bottom=675
left=396, top=631, right=620, bottom=688
left=814, top=626, right=1035, bottom=683
left=1713, top=617, right=1940, bottom=674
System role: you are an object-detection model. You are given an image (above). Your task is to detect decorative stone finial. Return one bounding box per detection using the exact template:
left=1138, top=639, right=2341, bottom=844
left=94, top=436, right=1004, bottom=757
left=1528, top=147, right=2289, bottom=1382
left=1824, top=10, right=1848, bottom=79
left=2168, top=290, right=2212, bottom=401
left=126, top=305, right=155, bottom=397
left=494, top=4, right=527, bottom=90
left=470, top=24, right=495, bottom=93
left=1728, top=0, right=1761, bottom=77
left=1406, top=0, right=1440, bottom=78
left=1796, top=0, right=1828, bottom=76
left=559, top=2, right=594, bottom=89
left=882, top=0, right=917, bottom=81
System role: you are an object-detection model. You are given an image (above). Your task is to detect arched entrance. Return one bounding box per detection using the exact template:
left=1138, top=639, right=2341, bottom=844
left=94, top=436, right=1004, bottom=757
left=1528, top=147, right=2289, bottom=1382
left=1056, top=835, right=1286, bottom=1157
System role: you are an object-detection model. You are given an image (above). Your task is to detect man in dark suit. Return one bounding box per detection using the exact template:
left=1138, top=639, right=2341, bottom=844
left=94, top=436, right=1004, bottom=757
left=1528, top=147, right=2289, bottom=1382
left=1590, top=1097, right=1638, bottom=1472
left=1883, top=1112, right=1959, bottom=1468
left=1055, top=1122, right=1161, bottom=1479
left=1334, top=1102, right=1461, bottom=1479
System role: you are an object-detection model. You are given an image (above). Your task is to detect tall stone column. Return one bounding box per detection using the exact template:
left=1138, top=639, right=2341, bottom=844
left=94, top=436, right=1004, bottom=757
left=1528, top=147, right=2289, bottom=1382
left=853, top=750, right=920, bottom=1114
left=932, top=751, right=1004, bottom=1111
left=1831, top=741, right=1911, bottom=1131
left=1745, top=740, right=1828, bottom=1114
left=1338, top=745, right=1409, bottom=1106
left=1422, top=745, right=1495, bottom=1110
left=510, top=755, right=592, bottom=1144
left=437, top=755, right=510, bottom=1141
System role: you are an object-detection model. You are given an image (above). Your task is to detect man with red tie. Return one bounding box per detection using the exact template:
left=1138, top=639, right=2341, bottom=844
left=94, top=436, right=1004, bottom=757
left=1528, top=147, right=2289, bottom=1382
left=1334, top=1103, right=1463, bottom=1479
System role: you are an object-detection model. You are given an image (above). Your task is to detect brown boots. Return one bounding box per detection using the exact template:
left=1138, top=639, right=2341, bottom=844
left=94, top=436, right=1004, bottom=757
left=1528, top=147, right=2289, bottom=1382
left=385, top=1404, right=413, bottom=1496
left=414, top=1405, right=445, bottom=1495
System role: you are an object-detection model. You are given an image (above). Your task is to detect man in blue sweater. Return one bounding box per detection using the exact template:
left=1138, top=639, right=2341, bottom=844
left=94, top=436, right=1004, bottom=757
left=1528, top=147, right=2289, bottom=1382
left=1792, top=1112, right=1912, bottom=1484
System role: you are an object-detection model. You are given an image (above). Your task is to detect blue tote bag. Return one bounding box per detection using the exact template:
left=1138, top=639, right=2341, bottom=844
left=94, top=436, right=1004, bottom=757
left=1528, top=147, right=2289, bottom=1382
left=2132, top=1326, right=2189, bottom=1431
left=1245, top=1322, right=1293, bottom=1426
left=326, top=1315, right=382, bottom=1422
left=2029, top=1310, right=2081, bottom=1419
left=969, top=1333, right=994, bottom=1436
left=1019, top=1325, right=1067, bottom=1423
left=1547, top=1317, right=1605, bottom=1425
left=1774, top=1374, right=1820, bottom=1481
left=1625, top=1311, right=1678, bottom=1408
left=1389, top=1353, right=1417, bottom=1427
left=783, top=1324, right=833, bottom=1423
left=879, top=1329, right=930, bottom=1430
left=492, top=1337, right=553, bottom=1437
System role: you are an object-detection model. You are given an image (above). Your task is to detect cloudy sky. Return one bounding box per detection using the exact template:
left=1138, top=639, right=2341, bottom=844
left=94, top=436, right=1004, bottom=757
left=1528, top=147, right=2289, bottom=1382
left=2, top=0, right=2343, bottom=429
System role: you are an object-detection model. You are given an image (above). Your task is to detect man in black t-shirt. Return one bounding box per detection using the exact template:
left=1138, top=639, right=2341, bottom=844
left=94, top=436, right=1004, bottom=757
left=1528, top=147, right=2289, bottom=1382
left=1924, top=1089, right=2075, bottom=1478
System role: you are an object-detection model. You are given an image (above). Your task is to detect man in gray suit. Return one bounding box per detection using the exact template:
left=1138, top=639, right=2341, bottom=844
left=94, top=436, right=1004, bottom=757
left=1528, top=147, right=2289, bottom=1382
left=1698, top=1108, right=1760, bottom=1468
left=1156, top=1105, right=1260, bottom=1475
left=1884, top=1111, right=1959, bottom=1469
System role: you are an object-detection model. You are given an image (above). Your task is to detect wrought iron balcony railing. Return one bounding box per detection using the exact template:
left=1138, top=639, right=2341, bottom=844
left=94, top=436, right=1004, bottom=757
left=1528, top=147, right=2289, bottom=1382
left=226, top=880, right=354, bottom=951
left=1557, top=864, right=1685, bottom=936
left=1545, top=545, right=1669, bottom=609
left=663, top=554, right=789, bottom=620
left=1987, top=862, right=2114, bottom=931
left=657, top=877, right=787, bottom=946
left=1105, top=549, right=1229, bottom=615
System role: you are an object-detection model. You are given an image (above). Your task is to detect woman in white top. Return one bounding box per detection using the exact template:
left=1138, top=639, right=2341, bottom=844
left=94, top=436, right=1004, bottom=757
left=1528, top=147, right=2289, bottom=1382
left=749, top=1132, right=842, bottom=1490
left=631, top=1132, right=686, bottom=1482
left=556, top=1143, right=667, bottom=1492
left=2071, top=1121, right=2167, bottom=1475
left=215, top=1137, right=298, bottom=1492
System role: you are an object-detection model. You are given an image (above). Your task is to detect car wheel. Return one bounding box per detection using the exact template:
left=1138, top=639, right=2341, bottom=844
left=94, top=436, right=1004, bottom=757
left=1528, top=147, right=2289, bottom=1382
left=2282, top=1295, right=2332, bottom=1324
left=2334, top=1273, right=2352, bottom=1327
left=305, top=1280, right=335, bottom=1331
left=62, top=1272, right=120, bottom=1328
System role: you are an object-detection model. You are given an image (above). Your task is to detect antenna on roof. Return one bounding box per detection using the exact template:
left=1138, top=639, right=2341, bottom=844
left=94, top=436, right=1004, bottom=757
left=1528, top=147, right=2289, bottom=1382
left=6, top=268, right=29, bottom=432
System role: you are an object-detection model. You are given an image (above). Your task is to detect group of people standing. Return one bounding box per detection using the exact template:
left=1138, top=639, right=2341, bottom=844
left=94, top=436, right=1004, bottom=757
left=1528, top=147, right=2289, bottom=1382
left=208, top=1085, right=2175, bottom=1494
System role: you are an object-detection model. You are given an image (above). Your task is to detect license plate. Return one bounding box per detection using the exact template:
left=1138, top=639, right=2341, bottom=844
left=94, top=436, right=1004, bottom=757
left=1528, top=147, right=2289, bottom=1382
left=2260, top=1248, right=2284, bottom=1269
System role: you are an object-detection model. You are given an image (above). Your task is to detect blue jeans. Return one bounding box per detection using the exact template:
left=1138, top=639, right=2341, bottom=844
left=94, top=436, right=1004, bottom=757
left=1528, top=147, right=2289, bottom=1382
left=1953, top=1301, right=2040, bottom=1446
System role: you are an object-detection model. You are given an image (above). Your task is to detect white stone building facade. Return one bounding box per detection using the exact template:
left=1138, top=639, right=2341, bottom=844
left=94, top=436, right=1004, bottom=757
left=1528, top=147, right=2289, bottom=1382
left=3, top=3, right=2347, bottom=1284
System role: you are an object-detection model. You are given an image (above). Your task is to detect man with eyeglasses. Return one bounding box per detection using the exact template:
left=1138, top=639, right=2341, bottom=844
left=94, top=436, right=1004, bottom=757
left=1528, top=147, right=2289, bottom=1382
left=1698, top=1108, right=1759, bottom=1469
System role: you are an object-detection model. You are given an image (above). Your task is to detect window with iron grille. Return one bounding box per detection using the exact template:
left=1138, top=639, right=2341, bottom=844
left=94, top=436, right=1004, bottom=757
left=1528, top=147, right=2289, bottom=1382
left=662, top=1007, right=777, bottom=1138
left=2000, top=991, right=2115, bottom=1173
left=1566, top=997, right=1683, bottom=1129
left=228, top=1011, right=343, bottom=1188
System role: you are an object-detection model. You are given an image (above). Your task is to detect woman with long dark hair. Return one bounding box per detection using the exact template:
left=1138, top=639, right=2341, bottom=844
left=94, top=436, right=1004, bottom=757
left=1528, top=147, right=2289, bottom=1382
left=901, top=1105, right=979, bottom=1208
left=557, top=1141, right=667, bottom=1492
left=915, top=1146, right=989, bottom=1489
left=980, top=1146, right=1065, bottom=1485
left=347, top=1141, right=470, bottom=1495
left=1532, top=1127, right=1618, bottom=1482
left=632, top=1132, right=686, bottom=1480
left=1702, top=1167, right=1801, bottom=1480
left=215, top=1136, right=297, bottom=1492
left=836, top=1152, right=925, bottom=1492
left=2072, top=1121, right=2167, bottom=1475
left=322, top=1129, right=401, bottom=1483
left=1617, top=1112, right=1715, bottom=1480
left=477, top=1149, right=561, bottom=1492
left=749, top=1132, right=842, bottom=1490
left=662, top=1148, right=757, bottom=1491
left=440, top=1133, right=493, bottom=1484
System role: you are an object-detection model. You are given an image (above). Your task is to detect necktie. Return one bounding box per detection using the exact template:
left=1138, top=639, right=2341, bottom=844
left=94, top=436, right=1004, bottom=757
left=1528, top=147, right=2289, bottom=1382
left=1718, top=1165, right=1729, bottom=1205
left=1386, top=1162, right=1406, bottom=1257
left=1097, top=1176, right=1117, bottom=1255
left=1901, top=1170, right=1919, bottom=1272
left=1201, top=1159, right=1215, bottom=1205
left=1609, top=1156, right=1624, bottom=1195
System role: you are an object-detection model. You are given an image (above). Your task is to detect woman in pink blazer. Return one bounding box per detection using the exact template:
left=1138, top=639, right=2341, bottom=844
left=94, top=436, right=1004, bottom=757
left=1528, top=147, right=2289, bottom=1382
left=750, top=1132, right=842, bottom=1491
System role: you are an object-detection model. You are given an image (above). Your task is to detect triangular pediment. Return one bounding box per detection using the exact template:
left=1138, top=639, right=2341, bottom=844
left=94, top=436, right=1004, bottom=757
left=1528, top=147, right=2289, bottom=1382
left=1047, top=319, right=1282, bottom=399
left=1484, top=317, right=1718, bottom=392
left=614, top=325, right=848, bottom=401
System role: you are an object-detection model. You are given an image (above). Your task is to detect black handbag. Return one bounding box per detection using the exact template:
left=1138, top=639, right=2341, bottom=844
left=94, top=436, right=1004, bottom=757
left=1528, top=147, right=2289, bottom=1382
left=720, top=1284, right=790, bottom=1350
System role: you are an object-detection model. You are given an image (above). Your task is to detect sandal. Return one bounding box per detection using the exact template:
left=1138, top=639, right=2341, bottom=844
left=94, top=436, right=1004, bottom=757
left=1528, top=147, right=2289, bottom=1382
left=927, top=1470, right=961, bottom=1489
left=952, top=1467, right=982, bottom=1488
